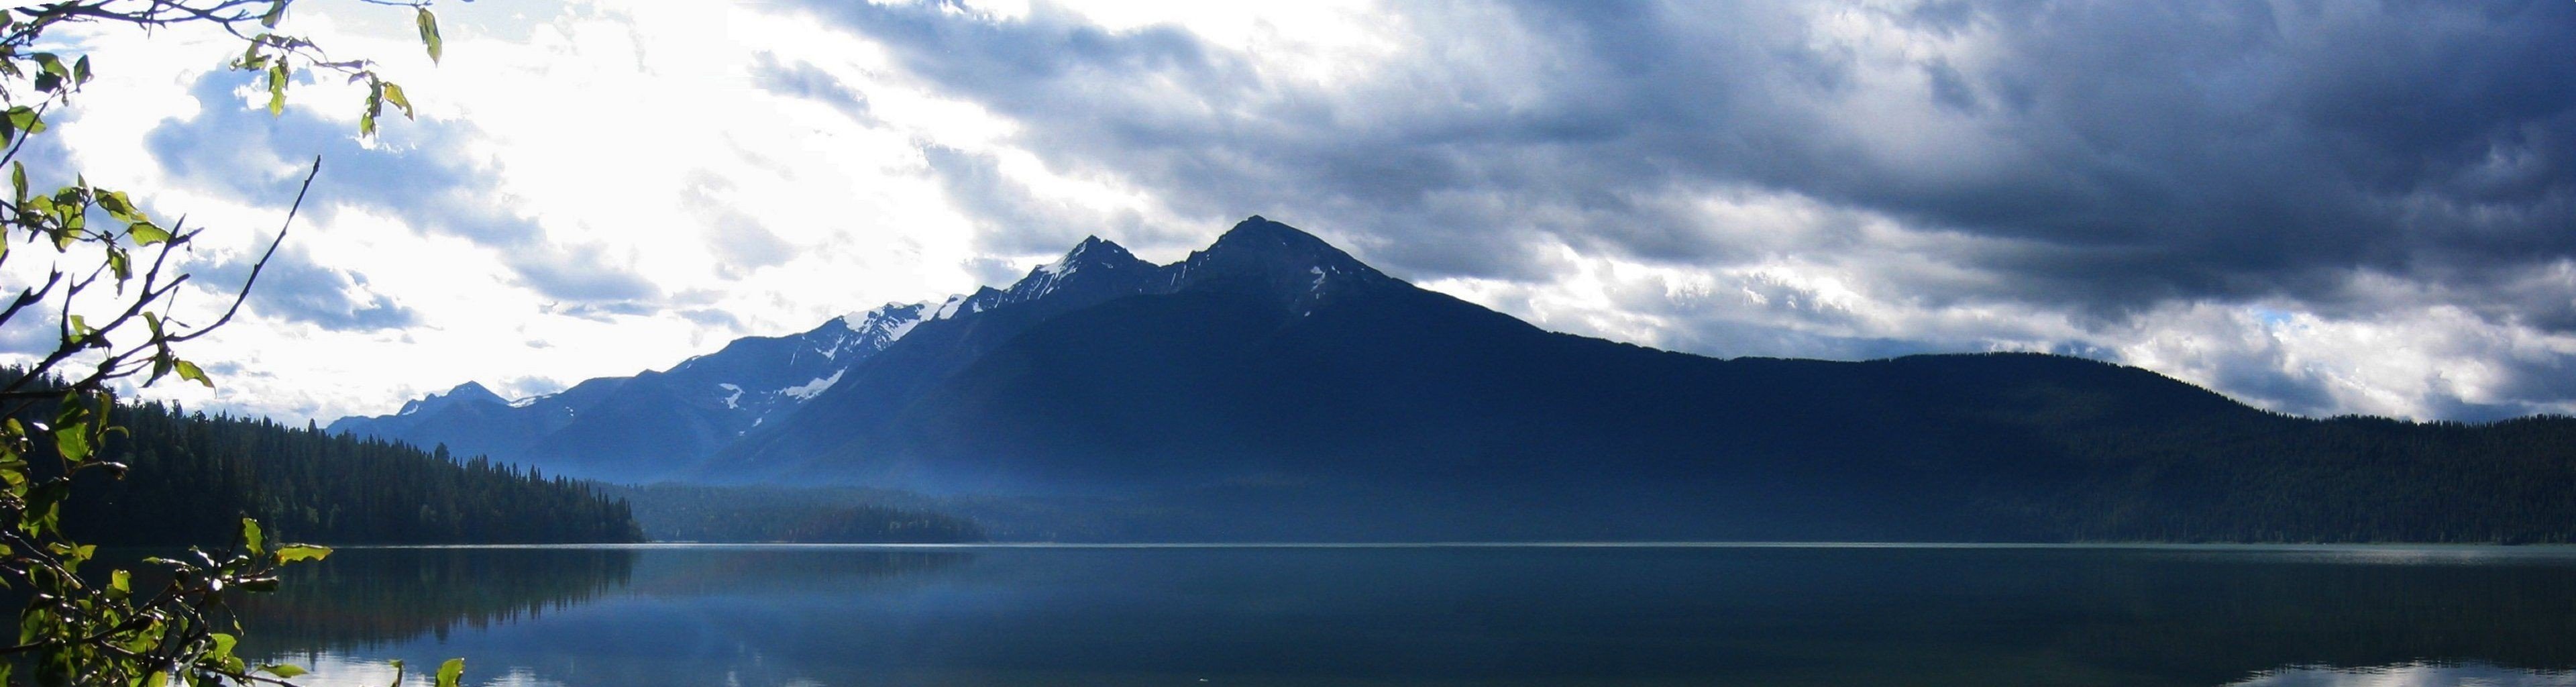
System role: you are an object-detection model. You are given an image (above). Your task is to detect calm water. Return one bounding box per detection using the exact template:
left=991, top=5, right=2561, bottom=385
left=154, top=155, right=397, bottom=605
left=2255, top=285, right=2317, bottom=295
left=235, top=543, right=2576, bottom=686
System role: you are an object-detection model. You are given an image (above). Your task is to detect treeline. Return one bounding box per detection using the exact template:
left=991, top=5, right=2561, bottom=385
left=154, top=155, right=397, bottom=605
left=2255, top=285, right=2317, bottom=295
left=1999, top=413, right=2576, bottom=543
left=606, top=484, right=985, bottom=543
left=29, top=394, right=645, bottom=545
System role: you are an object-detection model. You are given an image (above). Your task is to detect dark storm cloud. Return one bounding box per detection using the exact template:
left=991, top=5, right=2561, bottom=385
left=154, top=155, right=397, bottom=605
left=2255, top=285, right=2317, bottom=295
left=146, top=72, right=668, bottom=311
left=767, top=0, right=2576, bottom=419
left=793, top=0, right=2576, bottom=318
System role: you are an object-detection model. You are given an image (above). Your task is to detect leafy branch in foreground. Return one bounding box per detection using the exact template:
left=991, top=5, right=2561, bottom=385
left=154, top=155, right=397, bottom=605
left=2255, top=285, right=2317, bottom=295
left=0, top=1, right=454, bottom=684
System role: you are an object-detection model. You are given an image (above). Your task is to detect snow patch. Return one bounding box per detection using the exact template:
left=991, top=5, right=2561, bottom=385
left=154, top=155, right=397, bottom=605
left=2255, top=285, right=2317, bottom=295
left=843, top=303, right=932, bottom=345
left=880, top=309, right=924, bottom=341
left=931, top=295, right=968, bottom=320
left=717, top=383, right=743, bottom=409
left=1037, top=249, right=1081, bottom=279
left=780, top=369, right=845, bottom=401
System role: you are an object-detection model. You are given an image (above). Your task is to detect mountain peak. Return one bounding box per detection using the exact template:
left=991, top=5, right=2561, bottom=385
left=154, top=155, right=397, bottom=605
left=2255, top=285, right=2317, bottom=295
left=1165, top=217, right=1392, bottom=314
left=1210, top=216, right=1334, bottom=254
left=1040, top=235, right=1142, bottom=278
left=1189, top=216, right=1385, bottom=283
left=394, top=380, right=505, bottom=417
left=445, top=381, right=502, bottom=403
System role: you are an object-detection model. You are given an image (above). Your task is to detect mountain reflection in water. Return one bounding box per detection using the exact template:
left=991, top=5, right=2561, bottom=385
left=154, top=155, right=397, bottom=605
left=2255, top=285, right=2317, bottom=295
left=241, top=544, right=2576, bottom=687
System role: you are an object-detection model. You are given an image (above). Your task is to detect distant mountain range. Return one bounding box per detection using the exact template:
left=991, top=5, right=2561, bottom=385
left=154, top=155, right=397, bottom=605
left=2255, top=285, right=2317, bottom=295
left=331, top=217, right=2576, bottom=542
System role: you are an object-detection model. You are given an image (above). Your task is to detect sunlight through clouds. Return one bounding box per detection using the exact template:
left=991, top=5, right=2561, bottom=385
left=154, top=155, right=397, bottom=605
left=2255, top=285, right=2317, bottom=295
left=15, top=0, right=2573, bottom=425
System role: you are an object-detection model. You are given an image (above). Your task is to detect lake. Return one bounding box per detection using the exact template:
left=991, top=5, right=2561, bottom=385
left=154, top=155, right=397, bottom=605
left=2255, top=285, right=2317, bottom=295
left=235, top=543, right=2576, bottom=686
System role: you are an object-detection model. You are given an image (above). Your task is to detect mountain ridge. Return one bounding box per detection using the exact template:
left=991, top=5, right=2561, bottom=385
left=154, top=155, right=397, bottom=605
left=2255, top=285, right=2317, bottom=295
left=331, top=217, right=2576, bottom=543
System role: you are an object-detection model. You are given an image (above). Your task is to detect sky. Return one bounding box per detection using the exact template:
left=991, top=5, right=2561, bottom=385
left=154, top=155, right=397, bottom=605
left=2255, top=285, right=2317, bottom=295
left=5, top=0, right=2574, bottom=424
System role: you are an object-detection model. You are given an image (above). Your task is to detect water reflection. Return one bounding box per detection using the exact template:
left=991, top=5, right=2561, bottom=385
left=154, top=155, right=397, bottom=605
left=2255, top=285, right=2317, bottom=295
left=241, top=545, right=2576, bottom=687
left=2229, top=663, right=2576, bottom=686
left=237, top=547, right=636, bottom=651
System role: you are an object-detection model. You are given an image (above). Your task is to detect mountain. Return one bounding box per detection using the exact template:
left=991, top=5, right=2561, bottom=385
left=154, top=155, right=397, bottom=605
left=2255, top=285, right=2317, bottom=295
left=327, top=302, right=932, bottom=482
left=336, top=217, right=2576, bottom=543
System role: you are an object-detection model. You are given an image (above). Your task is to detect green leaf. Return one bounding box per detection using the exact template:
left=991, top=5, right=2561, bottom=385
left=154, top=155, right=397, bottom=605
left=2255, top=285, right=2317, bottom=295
left=35, top=54, right=63, bottom=93
left=260, top=664, right=309, bottom=679
left=71, top=55, right=88, bottom=85
left=266, top=62, right=288, bottom=115
left=97, top=190, right=140, bottom=222
left=240, top=517, right=264, bottom=557
left=21, top=483, right=63, bottom=535
left=435, top=657, right=464, bottom=687
left=174, top=359, right=212, bottom=388
left=53, top=427, right=87, bottom=464
left=17, top=608, right=44, bottom=645
left=273, top=544, right=331, bottom=563
left=417, top=9, right=443, bottom=64
left=260, top=0, right=286, bottom=29
left=239, top=36, right=268, bottom=70
left=383, top=82, right=415, bottom=119
left=106, top=248, right=128, bottom=280
left=208, top=632, right=237, bottom=661
left=11, top=161, right=23, bottom=201
left=108, top=569, right=129, bottom=595
left=30, top=53, right=62, bottom=93
left=129, top=221, right=170, bottom=246
left=7, top=107, right=43, bottom=135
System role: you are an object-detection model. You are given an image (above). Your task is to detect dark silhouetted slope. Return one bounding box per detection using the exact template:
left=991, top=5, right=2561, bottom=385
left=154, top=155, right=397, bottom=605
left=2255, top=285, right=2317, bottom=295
left=345, top=217, right=2576, bottom=542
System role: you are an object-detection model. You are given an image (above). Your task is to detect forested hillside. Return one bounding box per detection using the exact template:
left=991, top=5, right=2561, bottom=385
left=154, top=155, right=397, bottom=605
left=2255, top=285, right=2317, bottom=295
left=36, top=393, right=643, bottom=545
left=606, top=484, right=985, bottom=543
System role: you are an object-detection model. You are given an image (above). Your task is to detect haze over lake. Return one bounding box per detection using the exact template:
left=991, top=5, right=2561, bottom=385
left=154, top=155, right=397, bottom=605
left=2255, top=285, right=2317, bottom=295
left=244, top=543, right=2576, bottom=687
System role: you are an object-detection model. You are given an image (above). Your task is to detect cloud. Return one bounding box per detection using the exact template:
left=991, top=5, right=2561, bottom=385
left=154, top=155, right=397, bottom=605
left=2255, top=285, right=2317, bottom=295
left=750, top=53, right=875, bottom=123
left=145, top=72, right=543, bottom=247
left=762, top=0, right=2576, bottom=421
left=197, top=246, right=423, bottom=332
left=34, top=0, right=2571, bottom=424
left=144, top=70, right=673, bottom=310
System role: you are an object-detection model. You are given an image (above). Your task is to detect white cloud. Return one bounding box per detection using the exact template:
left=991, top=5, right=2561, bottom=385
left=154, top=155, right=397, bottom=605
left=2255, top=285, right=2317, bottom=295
left=8, top=0, right=2570, bottom=427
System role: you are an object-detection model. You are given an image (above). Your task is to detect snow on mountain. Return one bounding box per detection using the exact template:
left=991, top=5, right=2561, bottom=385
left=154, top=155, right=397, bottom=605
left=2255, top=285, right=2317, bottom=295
left=781, top=370, right=845, bottom=401
left=332, top=218, right=1383, bottom=482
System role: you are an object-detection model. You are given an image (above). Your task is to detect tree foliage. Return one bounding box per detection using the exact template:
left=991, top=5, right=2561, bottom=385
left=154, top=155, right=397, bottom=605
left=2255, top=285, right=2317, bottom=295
left=0, top=1, right=459, bottom=684
left=18, top=388, right=643, bottom=547
left=607, top=483, right=984, bottom=543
